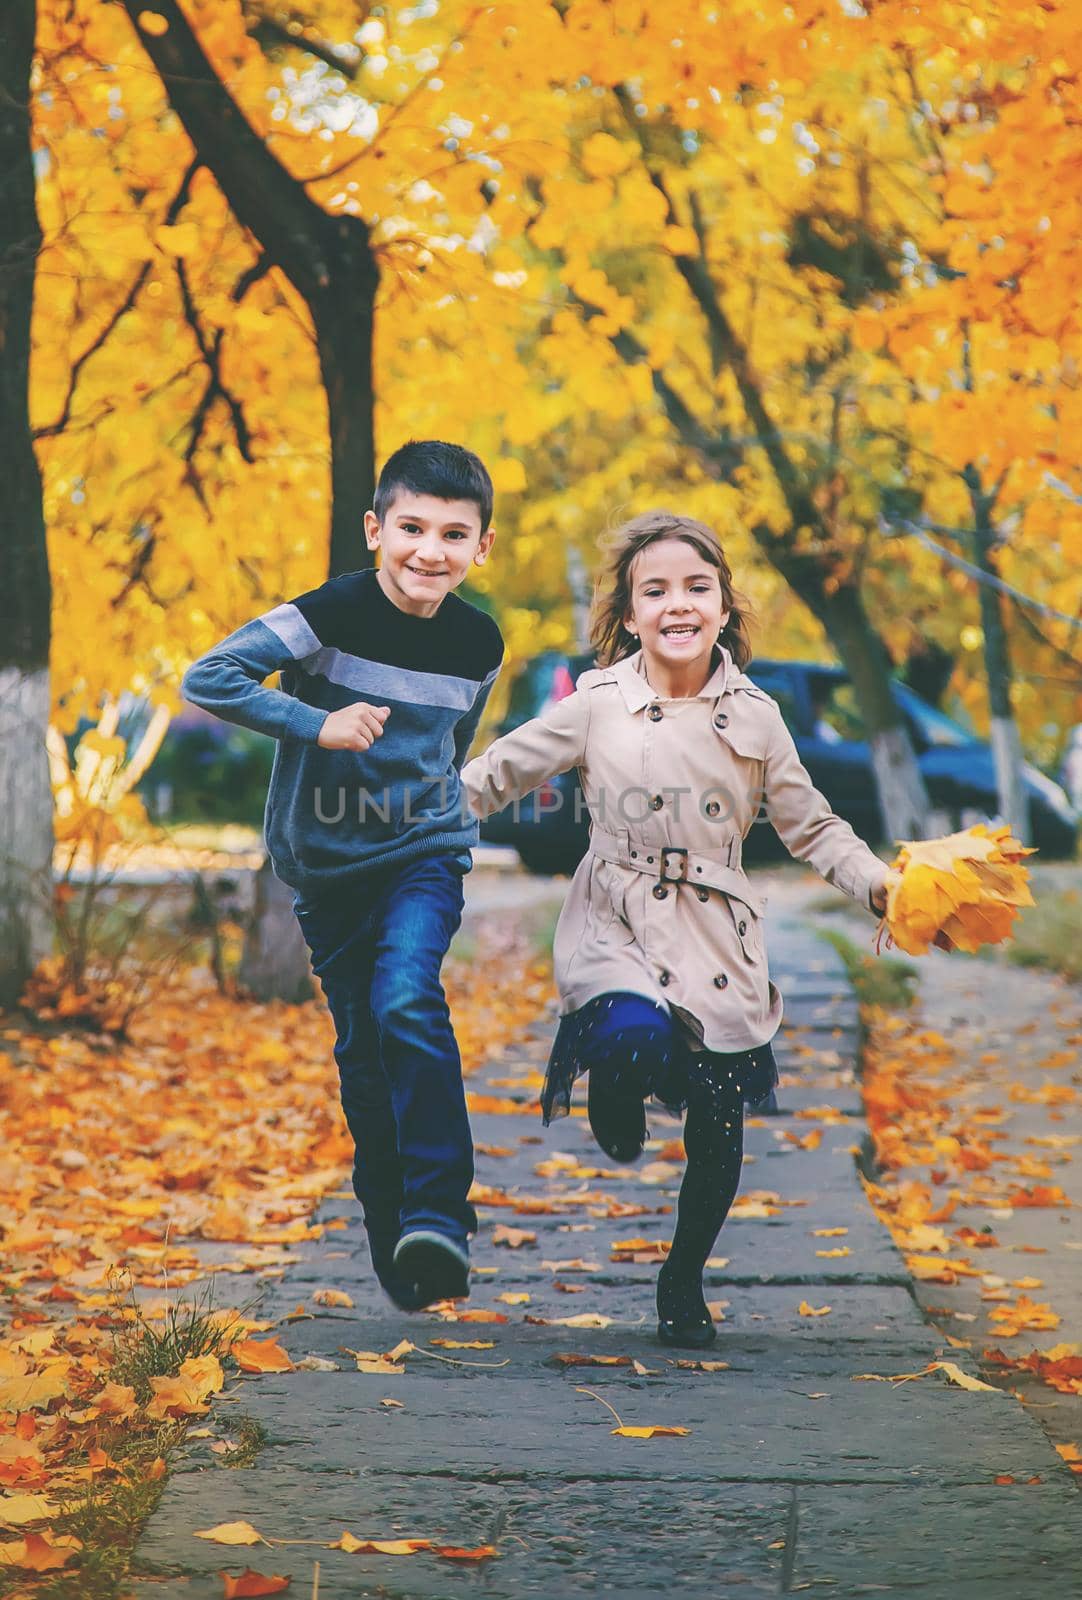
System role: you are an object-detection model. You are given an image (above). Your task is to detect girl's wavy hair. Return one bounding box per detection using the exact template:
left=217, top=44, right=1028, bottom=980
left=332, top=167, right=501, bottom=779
left=590, top=510, right=756, bottom=670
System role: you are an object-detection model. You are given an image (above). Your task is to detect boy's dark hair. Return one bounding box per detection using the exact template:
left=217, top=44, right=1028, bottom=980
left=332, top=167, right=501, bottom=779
left=373, top=439, right=494, bottom=532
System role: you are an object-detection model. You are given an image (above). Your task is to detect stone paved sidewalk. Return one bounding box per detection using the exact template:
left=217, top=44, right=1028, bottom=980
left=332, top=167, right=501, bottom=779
left=132, top=877, right=1082, bottom=1598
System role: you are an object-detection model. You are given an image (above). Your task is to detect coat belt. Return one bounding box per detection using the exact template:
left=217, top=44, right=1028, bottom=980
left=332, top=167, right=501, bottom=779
left=589, top=826, right=764, bottom=917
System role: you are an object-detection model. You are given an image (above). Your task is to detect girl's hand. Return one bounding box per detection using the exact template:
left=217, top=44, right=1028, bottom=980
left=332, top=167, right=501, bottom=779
left=870, top=866, right=902, bottom=915
left=317, top=701, right=390, bottom=751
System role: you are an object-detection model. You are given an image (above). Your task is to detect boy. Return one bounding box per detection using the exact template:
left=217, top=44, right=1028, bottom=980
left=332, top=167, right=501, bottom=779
left=181, top=440, right=502, bottom=1310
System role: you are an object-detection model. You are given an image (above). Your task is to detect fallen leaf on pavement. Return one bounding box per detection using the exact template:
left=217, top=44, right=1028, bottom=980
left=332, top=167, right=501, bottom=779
left=929, top=1361, right=999, bottom=1393
left=436, top=1310, right=509, bottom=1324
left=547, top=1354, right=632, bottom=1368
left=0, top=1495, right=59, bottom=1527
left=311, top=1289, right=353, bottom=1309
left=432, top=1544, right=499, bottom=1561
left=331, top=1532, right=431, bottom=1554
left=612, top=1425, right=690, bottom=1438
left=232, top=1339, right=294, bottom=1375
left=0, top=1530, right=81, bottom=1570
left=195, top=1522, right=267, bottom=1547
left=220, top=1570, right=291, bottom=1597
left=526, top=1313, right=613, bottom=1329
left=610, top=1239, right=670, bottom=1263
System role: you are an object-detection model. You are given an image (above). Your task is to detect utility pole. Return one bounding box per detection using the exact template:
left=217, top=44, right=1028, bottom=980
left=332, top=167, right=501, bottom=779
left=566, top=542, right=592, bottom=652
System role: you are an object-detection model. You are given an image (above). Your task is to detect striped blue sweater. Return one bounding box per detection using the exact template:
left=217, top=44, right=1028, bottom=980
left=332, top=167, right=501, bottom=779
left=181, top=568, right=504, bottom=899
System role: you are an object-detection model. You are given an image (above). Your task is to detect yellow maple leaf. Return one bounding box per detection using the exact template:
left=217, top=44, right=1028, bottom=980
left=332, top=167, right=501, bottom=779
left=194, top=1521, right=267, bottom=1546
left=612, top=1425, right=691, bottom=1438
left=881, top=825, right=1035, bottom=956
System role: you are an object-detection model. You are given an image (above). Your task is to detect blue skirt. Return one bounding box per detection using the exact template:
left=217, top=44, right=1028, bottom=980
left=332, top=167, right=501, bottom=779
left=540, top=990, right=779, bottom=1126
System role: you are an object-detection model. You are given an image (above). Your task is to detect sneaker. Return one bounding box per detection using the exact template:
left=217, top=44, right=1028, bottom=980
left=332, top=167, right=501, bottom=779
left=587, top=1070, right=647, bottom=1163
left=365, top=1222, right=429, bottom=1313
left=393, top=1230, right=470, bottom=1308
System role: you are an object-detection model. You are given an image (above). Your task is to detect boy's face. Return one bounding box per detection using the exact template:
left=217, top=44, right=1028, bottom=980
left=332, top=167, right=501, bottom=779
left=364, top=492, right=495, bottom=618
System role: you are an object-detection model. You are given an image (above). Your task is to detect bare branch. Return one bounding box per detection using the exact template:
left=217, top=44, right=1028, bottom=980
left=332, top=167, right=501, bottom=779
left=33, top=160, right=201, bottom=440
left=175, top=256, right=254, bottom=468
left=247, top=12, right=363, bottom=79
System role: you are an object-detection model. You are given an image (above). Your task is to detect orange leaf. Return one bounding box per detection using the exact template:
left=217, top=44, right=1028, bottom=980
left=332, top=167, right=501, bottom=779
left=220, top=1571, right=291, bottom=1597
left=0, top=1531, right=82, bottom=1571
left=232, top=1339, right=295, bottom=1374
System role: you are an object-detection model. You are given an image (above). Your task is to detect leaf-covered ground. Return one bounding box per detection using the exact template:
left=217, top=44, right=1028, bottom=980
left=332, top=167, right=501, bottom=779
left=0, top=904, right=554, bottom=1589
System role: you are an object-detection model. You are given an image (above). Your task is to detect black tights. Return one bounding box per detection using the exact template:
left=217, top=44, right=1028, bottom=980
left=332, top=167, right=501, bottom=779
left=658, top=1067, right=745, bottom=1323
left=565, top=993, right=753, bottom=1323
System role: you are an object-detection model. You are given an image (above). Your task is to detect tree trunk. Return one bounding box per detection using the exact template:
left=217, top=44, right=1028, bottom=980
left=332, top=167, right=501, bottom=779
left=237, top=860, right=314, bottom=1004
left=122, top=0, right=382, bottom=995
left=314, top=251, right=378, bottom=579
left=0, top=0, right=54, bottom=1004
left=815, top=584, right=929, bottom=847
left=966, top=467, right=1031, bottom=844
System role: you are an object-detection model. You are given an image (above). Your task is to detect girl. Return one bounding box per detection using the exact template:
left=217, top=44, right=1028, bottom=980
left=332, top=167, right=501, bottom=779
left=462, top=512, right=892, bottom=1347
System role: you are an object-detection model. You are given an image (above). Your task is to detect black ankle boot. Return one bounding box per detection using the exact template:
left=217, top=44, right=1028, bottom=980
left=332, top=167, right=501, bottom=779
left=656, top=1259, right=717, bottom=1348
left=587, top=1069, right=646, bottom=1164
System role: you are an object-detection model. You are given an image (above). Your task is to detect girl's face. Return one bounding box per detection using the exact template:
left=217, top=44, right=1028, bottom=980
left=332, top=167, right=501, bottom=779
left=624, top=538, right=730, bottom=675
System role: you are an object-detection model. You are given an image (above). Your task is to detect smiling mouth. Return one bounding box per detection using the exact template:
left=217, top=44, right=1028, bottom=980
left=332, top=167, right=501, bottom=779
left=661, top=624, right=700, bottom=638
left=406, top=566, right=446, bottom=579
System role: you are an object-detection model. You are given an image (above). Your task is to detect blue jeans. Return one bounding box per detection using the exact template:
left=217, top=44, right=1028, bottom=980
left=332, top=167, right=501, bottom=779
left=294, top=852, right=477, bottom=1254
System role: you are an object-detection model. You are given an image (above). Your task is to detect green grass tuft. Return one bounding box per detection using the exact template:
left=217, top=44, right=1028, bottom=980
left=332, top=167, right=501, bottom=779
left=818, top=927, right=920, bottom=1012
left=108, top=1275, right=247, bottom=1405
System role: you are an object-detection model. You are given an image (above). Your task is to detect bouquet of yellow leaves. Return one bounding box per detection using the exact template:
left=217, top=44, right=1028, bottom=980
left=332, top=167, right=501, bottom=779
left=876, top=823, right=1036, bottom=957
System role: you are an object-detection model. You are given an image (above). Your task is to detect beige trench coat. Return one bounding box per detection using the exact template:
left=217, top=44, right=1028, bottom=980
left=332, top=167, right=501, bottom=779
left=462, top=647, right=888, bottom=1053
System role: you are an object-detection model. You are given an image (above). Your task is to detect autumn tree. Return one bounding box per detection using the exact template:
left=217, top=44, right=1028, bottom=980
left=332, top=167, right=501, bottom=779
left=850, top=3, right=1082, bottom=838
left=1, top=0, right=53, bottom=1005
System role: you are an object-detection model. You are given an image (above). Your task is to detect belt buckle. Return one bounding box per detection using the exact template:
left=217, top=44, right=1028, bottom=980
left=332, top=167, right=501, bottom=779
left=658, top=846, right=689, bottom=884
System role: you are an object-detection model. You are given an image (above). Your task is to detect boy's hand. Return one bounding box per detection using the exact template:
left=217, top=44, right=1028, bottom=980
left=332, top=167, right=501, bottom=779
left=317, top=702, right=390, bottom=751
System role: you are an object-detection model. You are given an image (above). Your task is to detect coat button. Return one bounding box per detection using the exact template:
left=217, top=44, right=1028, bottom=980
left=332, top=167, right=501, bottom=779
left=659, top=970, right=671, bottom=986
left=714, top=712, right=729, bottom=728
left=652, top=884, right=669, bottom=900
left=713, top=973, right=728, bottom=989
left=649, top=794, right=664, bottom=811
left=696, top=888, right=709, bottom=903
left=738, top=919, right=747, bottom=936
left=705, top=800, right=721, bottom=817
left=647, top=704, right=663, bottom=722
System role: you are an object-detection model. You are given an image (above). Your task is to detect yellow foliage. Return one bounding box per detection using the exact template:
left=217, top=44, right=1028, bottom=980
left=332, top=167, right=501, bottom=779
left=880, top=825, right=1036, bottom=956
